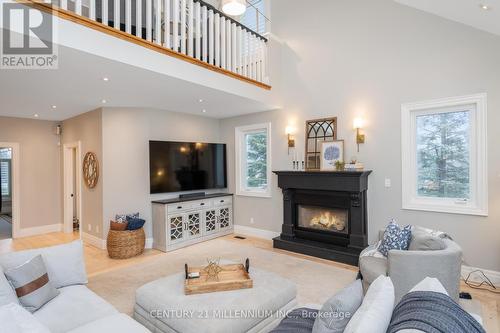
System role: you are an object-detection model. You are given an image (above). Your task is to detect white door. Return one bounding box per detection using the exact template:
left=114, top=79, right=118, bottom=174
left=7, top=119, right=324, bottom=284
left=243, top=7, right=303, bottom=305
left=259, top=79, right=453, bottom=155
left=63, top=142, right=81, bottom=235
left=203, top=208, right=218, bottom=236
left=167, top=214, right=186, bottom=245
left=186, top=211, right=202, bottom=240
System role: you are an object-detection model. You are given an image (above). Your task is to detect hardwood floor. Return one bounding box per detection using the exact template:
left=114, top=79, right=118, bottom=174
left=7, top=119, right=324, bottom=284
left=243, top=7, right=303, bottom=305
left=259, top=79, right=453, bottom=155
left=0, top=232, right=498, bottom=332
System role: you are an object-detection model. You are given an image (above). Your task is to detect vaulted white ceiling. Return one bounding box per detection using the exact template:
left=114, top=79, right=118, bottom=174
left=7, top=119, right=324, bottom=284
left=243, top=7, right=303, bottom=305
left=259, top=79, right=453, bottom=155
left=395, top=0, right=500, bottom=37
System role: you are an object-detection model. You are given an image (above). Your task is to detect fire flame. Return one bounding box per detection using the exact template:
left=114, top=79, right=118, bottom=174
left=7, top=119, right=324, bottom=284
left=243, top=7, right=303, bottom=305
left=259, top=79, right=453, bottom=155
left=310, top=211, right=345, bottom=231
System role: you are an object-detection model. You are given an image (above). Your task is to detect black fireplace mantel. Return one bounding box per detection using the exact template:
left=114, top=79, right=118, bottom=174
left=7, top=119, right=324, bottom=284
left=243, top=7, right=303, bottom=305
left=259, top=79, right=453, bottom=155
left=273, top=170, right=372, bottom=266
left=273, top=171, right=371, bottom=192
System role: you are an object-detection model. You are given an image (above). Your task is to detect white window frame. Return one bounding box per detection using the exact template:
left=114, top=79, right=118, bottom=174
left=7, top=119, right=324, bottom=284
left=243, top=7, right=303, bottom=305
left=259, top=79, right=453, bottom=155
left=235, top=122, right=272, bottom=198
left=401, top=93, right=488, bottom=216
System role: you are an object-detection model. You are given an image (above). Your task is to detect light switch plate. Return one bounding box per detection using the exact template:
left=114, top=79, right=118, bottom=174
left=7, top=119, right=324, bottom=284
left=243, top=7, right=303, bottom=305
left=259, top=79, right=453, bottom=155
left=384, top=178, right=391, bottom=188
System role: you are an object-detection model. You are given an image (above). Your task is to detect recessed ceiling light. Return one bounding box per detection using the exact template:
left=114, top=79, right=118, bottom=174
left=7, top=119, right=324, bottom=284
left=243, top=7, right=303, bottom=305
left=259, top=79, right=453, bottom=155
left=479, top=4, right=492, bottom=10
left=101, top=99, right=107, bottom=104
left=199, top=99, right=203, bottom=103
left=51, top=105, right=57, bottom=109
left=103, top=77, right=109, bottom=81
left=34, top=114, right=39, bottom=118
left=202, top=109, right=207, bottom=113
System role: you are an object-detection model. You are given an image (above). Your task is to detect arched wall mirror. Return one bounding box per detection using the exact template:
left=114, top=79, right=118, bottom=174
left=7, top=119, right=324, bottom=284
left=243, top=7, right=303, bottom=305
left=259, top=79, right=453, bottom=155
left=305, top=117, right=337, bottom=170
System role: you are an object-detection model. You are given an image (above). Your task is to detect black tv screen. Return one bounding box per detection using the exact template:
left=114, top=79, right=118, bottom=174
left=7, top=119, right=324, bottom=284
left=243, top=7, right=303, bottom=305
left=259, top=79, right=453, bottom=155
left=149, top=141, right=227, bottom=194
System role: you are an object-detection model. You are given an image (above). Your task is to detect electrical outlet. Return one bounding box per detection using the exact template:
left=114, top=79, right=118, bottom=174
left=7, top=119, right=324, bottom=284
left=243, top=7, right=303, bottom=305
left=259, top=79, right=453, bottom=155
left=250, top=218, right=255, bottom=224
left=87, top=224, right=91, bottom=232
left=384, top=178, right=391, bottom=188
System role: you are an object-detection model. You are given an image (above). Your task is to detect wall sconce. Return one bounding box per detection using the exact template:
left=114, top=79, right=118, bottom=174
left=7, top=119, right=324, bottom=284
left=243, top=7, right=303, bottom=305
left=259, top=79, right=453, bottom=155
left=353, top=118, right=365, bottom=152
left=285, top=126, right=296, bottom=155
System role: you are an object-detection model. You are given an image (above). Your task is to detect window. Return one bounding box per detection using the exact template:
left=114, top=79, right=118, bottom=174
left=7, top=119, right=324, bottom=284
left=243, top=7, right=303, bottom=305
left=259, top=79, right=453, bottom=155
left=0, top=148, right=12, bottom=197
left=402, top=94, right=487, bottom=216
left=235, top=123, right=272, bottom=197
left=241, top=0, right=267, bottom=35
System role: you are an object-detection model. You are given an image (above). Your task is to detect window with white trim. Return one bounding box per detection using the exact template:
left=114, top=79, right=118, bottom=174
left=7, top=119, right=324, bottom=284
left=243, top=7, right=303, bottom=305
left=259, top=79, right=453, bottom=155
left=235, top=123, right=272, bottom=197
left=401, top=94, right=487, bottom=216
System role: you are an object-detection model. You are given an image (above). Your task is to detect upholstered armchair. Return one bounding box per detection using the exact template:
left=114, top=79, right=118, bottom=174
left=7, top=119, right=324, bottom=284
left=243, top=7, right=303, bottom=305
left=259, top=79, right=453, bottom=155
left=359, top=227, right=462, bottom=303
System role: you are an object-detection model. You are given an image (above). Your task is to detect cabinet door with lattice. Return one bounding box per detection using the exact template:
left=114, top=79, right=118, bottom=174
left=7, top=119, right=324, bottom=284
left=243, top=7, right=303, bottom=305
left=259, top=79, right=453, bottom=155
left=167, top=214, right=186, bottom=245
left=186, top=212, right=202, bottom=239
left=218, top=206, right=233, bottom=231
left=203, top=209, right=218, bottom=236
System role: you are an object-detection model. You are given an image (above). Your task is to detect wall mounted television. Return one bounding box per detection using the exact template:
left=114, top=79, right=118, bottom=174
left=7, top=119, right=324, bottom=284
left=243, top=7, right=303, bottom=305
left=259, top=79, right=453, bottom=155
left=149, top=141, right=227, bottom=194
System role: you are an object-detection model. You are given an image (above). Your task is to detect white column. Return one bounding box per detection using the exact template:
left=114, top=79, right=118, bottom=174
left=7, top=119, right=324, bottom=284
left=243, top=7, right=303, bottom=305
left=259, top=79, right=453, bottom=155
left=146, top=0, right=152, bottom=41
left=195, top=1, right=201, bottom=60
left=187, top=0, right=194, bottom=56
left=155, top=0, right=162, bottom=44
left=125, top=0, right=132, bottom=33
left=220, top=17, right=225, bottom=69
left=180, top=0, right=186, bottom=54
left=202, top=6, right=208, bottom=62
left=136, top=0, right=142, bottom=37
left=214, top=13, right=220, bottom=67
left=173, top=0, right=179, bottom=51
left=208, top=10, right=214, bottom=65
left=113, top=0, right=119, bottom=29
left=164, top=0, right=171, bottom=48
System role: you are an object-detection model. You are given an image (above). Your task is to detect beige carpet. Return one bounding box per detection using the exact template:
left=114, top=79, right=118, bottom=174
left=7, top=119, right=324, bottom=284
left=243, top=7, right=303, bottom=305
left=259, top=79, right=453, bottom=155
left=88, top=238, right=357, bottom=314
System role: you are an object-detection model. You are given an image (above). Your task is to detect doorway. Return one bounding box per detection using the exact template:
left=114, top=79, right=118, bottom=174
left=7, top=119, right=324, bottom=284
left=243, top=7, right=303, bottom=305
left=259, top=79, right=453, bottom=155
left=63, top=142, right=82, bottom=237
left=0, top=143, right=19, bottom=239
left=0, top=147, right=13, bottom=239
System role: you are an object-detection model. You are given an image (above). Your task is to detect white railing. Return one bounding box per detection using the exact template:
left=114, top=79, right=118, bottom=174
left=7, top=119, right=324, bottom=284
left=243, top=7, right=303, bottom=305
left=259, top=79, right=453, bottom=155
left=51, top=0, right=269, bottom=84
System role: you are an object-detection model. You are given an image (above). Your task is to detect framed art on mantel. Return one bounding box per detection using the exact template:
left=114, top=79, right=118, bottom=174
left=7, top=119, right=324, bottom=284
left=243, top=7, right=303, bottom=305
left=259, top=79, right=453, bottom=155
left=305, top=117, right=337, bottom=170
left=320, top=140, right=344, bottom=171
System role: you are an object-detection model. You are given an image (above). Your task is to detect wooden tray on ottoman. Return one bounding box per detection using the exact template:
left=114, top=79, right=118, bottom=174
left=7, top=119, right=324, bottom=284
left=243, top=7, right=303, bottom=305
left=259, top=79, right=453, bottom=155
left=184, top=263, right=253, bottom=295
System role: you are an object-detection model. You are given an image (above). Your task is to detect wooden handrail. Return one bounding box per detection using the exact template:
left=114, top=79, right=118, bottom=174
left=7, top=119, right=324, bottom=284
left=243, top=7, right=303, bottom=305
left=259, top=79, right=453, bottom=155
left=19, top=0, right=271, bottom=90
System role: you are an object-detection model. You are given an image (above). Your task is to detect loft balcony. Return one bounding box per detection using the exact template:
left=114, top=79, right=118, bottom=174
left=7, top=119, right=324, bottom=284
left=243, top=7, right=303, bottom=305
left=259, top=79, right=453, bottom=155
left=23, top=0, right=271, bottom=89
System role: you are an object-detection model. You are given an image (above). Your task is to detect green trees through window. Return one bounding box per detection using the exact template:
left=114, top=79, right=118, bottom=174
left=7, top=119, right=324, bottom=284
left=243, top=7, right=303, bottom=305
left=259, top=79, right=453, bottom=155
left=416, top=111, right=470, bottom=199
left=245, top=131, right=267, bottom=189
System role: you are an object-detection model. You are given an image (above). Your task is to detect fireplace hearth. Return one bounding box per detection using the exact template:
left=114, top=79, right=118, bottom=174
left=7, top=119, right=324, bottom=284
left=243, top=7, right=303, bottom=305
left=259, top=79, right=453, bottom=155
left=273, top=171, right=372, bottom=266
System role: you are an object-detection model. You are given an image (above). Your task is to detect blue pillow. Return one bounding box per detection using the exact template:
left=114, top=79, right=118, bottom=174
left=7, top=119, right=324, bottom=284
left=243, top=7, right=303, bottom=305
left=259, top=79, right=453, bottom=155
left=126, top=217, right=145, bottom=230
left=378, top=219, right=412, bottom=257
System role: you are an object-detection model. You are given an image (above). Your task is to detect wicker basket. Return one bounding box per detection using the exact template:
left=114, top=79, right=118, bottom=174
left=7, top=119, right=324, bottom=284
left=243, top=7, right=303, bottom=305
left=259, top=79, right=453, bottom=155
left=107, top=228, right=145, bottom=259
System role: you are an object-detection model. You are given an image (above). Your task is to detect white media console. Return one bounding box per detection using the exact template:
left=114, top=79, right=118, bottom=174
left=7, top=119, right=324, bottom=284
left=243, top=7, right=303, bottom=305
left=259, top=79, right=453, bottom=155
left=151, top=193, right=233, bottom=252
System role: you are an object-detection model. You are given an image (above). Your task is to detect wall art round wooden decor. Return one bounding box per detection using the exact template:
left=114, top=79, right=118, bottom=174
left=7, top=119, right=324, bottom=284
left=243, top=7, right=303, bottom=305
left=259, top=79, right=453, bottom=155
left=83, top=152, right=99, bottom=189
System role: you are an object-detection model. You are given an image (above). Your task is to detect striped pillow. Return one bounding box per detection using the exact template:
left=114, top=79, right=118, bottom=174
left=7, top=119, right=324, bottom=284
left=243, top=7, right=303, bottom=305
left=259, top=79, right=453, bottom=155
left=4, top=255, right=59, bottom=312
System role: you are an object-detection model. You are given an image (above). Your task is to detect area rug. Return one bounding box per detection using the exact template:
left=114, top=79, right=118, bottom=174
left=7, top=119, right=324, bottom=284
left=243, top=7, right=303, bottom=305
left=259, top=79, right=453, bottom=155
left=87, top=238, right=357, bottom=314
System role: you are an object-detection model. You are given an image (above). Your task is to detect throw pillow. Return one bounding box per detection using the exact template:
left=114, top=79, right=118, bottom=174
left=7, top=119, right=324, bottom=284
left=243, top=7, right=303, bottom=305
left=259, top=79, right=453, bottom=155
left=110, top=220, right=129, bottom=231
left=312, top=279, right=364, bottom=333
left=378, top=219, right=412, bottom=256
left=344, top=275, right=395, bottom=333
left=4, top=255, right=60, bottom=312
left=408, top=226, right=446, bottom=251
left=0, top=302, right=51, bottom=333
left=115, top=212, right=139, bottom=223
left=410, top=277, right=449, bottom=295
left=0, top=265, right=19, bottom=307
left=0, top=240, right=88, bottom=289
left=126, top=216, right=146, bottom=230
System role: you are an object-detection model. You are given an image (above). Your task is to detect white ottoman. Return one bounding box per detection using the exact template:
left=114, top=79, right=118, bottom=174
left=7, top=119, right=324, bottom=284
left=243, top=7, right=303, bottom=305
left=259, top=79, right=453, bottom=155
left=133, top=268, right=297, bottom=333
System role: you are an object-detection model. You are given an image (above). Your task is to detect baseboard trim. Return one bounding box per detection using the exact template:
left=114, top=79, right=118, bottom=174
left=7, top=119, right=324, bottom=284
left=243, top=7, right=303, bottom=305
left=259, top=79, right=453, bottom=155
left=82, top=232, right=106, bottom=249
left=145, top=237, right=153, bottom=249
left=233, top=225, right=280, bottom=240
left=461, top=265, right=500, bottom=285
left=16, top=224, right=62, bottom=238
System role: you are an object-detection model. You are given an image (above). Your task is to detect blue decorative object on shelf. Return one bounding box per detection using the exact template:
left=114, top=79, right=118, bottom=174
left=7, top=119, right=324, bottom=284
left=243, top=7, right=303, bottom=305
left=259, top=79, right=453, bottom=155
left=126, top=216, right=146, bottom=230
left=324, top=145, right=340, bottom=160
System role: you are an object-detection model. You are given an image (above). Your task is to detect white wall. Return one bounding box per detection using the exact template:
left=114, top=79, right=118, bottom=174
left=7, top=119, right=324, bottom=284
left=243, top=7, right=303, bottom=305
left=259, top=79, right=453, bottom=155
left=221, top=0, right=500, bottom=271
left=62, top=109, right=103, bottom=238
left=0, top=117, right=61, bottom=232
left=101, top=108, right=222, bottom=239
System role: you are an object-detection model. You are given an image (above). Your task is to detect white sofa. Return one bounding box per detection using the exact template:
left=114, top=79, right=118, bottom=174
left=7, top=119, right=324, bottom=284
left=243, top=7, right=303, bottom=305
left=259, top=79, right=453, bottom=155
left=0, top=240, right=150, bottom=333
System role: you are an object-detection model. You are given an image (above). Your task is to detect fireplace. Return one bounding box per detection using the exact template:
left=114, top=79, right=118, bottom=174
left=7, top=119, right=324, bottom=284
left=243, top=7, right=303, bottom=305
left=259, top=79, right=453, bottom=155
left=297, top=206, right=348, bottom=234
left=273, top=171, right=371, bottom=266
